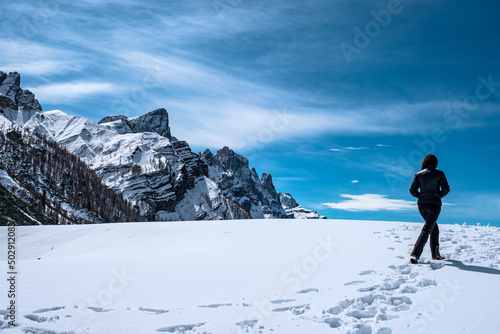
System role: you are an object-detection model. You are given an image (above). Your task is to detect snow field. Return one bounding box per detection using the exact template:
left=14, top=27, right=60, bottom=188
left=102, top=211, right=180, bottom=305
left=1, top=219, right=500, bottom=333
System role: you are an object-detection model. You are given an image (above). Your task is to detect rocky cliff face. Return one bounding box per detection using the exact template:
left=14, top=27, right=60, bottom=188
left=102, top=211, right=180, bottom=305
left=0, top=72, right=41, bottom=126
left=0, top=71, right=42, bottom=111
left=201, top=147, right=288, bottom=218
left=200, top=146, right=326, bottom=219
left=0, top=72, right=325, bottom=221
left=99, top=108, right=172, bottom=139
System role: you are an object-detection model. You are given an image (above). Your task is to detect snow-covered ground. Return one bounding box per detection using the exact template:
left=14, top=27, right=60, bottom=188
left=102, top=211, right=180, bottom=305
left=1, top=219, right=500, bottom=334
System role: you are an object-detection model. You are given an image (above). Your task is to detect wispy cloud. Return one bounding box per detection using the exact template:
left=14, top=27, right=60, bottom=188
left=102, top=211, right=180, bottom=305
left=322, top=194, right=416, bottom=212
left=27, top=82, right=122, bottom=103
left=330, top=146, right=369, bottom=152
left=329, top=145, right=391, bottom=153
left=0, top=39, right=85, bottom=76
left=2, top=0, right=500, bottom=152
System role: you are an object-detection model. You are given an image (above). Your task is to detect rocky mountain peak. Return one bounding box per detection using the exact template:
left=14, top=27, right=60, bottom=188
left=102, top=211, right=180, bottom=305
left=128, top=108, right=171, bottom=139
left=0, top=71, right=42, bottom=111
left=0, top=72, right=20, bottom=87
left=261, top=172, right=277, bottom=194
left=211, top=146, right=249, bottom=171
left=201, top=149, right=215, bottom=165
left=279, top=192, right=299, bottom=209
left=98, top=108, right=171, bottom=139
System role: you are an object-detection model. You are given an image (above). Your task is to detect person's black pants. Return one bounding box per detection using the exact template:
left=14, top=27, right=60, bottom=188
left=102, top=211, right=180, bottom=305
left=411, top=203, right=441, bottom=259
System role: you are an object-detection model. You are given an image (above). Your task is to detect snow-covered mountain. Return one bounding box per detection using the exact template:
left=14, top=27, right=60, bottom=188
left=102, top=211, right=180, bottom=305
left=0, top=71, right=325, bottom=221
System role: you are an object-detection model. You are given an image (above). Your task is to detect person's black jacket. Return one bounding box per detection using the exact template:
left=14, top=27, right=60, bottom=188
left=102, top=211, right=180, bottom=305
left=409, top=166, right=450, bottom=205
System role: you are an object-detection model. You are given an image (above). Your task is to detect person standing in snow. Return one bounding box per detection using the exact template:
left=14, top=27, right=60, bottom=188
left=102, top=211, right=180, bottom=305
left=409, top=154, right=450, bottom=264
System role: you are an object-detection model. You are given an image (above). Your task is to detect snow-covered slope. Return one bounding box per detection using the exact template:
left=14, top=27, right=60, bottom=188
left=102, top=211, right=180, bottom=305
left=1, top=219, right=499, bottom=333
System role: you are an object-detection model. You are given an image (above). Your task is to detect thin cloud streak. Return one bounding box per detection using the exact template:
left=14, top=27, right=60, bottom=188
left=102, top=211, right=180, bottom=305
left=0, top=39, right=85, bottom=76
left=28, top=82, right=123, bottom=103
left=161, top=96, right=499, bottom=149
left=322, top=194, right=416, bottom=212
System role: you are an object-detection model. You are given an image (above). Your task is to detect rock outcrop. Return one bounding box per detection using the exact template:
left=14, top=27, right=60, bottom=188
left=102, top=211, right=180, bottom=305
left=279, top=192, right=326, bottom=219
left=201, top=147, right=289, bottom=218
left=99, top=108, right=172, bottom=140
left=0, top=71, right=42, bottom=111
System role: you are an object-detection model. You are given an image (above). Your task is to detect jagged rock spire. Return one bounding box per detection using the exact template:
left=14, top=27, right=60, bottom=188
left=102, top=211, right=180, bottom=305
left=0, top=71, right=42, bottom=111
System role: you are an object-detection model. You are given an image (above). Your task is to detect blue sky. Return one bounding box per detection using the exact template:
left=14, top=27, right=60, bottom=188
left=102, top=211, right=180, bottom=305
left=1, top=0, right=499, bottom=225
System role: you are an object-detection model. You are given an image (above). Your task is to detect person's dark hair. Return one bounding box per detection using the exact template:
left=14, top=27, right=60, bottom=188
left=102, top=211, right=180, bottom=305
left=421, top=154, right=438, bottom=170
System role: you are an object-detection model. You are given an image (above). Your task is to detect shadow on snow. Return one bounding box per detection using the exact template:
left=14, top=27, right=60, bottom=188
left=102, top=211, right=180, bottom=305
left=446, top=259, right=500, bottom=276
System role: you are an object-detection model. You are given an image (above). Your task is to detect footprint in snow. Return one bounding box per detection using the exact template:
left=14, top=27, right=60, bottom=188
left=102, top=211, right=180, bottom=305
left=296, top=288, right=319, bottom=294
left=389, top=264, right=412, bottom=275
left=359, top=270, right=376, bottom=275
left=87, top=306, right=112, bottom=313
left=19, top=327, right=66, bottom=334
left=389, top=296, right=412, bottom=312
left=272, top=304, right=310, bottom=315
left=138, top=307, right=170, bottom=314
left=270, top=299, right=296, bottom=304
left=156, top=322, right=206, bottom=333
left=235, top=319, right=259, bottom=327
left=400, top=285, right=418, bottom=294
left=380, top=279, right=405, bottom=291
left=354, top=324, right=374, bottom=333
left=198, top=303, right=232, bottom=308
left=24, top=314, right=59, bottom=323
left=377, top=311, right=400, bottom=322
left=358, top=285, right=379, bottom=292
left=359, top=294, right=386, bottom=306
left=325, top=299, right=355, bottom=315
left=324, top=317, right=342, bottom=328
left=418, top=278, right=437, bottom=287
left=348, top=307, right=378, bottom=319
left=33, top=306, right=65, bottom=314
left=344, top=280, right=365, bottom=286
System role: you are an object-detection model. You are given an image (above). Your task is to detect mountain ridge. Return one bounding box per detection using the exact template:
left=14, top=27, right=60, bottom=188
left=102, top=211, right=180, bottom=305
left=0, top=71, right=326, bottom=222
